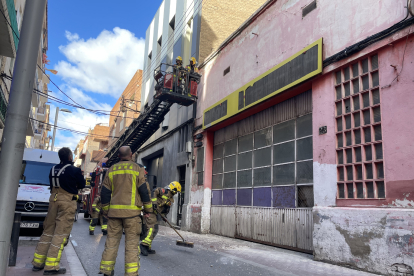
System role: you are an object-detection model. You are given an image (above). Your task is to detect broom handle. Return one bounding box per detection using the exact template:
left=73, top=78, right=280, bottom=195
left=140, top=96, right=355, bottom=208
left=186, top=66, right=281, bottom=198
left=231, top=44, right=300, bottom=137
left=156, top=211, right=186, bottom=241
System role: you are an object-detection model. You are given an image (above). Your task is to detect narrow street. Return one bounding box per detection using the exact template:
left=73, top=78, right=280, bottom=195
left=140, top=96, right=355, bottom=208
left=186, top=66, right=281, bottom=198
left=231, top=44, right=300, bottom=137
left=70, top=218, right=376, bottom=276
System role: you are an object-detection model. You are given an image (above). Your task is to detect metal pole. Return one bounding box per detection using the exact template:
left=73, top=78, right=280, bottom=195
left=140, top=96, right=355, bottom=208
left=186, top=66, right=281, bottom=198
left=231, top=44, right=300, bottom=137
left=8, top=212, right=21, bottom=267
left=51, top=106, right=59, bottom=151
left=0, top=1, right=47, bottom=274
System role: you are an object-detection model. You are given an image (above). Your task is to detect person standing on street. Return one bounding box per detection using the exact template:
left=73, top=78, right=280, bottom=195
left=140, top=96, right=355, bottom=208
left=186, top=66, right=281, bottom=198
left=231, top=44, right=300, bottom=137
left=140, top=181, right=181, bottom=256
left=99, top=146, right=153, bottom=276
left=89, top=194, right=108, bottom=235
left=32, top=147, right=85, bottom=275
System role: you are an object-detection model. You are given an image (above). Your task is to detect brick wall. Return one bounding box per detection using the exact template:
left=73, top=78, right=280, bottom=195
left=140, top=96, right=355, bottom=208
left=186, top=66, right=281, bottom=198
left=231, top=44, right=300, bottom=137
left=199, top=0, right=267, bottom=64
left=109, top=70, right=143, bottom=147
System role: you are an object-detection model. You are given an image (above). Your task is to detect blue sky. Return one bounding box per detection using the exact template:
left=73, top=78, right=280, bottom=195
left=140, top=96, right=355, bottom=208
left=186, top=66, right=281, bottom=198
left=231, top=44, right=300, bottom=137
left=46, top=0, right=163, bottom=150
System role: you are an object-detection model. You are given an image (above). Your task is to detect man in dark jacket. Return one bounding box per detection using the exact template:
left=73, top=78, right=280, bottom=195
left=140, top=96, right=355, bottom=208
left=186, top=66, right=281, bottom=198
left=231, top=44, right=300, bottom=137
left=32, top=147, right=85, bottom=275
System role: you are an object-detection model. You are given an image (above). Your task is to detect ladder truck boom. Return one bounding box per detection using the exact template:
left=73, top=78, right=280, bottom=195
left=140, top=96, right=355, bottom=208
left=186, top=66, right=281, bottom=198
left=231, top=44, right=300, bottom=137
left=105, top=63, right=201, bottom=167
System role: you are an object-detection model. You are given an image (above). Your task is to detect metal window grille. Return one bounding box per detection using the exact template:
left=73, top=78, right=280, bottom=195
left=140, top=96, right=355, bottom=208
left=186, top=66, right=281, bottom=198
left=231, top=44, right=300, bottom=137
left=334, top=54, right=385, bottom=200
left=211, top=91, right=313, bottom=208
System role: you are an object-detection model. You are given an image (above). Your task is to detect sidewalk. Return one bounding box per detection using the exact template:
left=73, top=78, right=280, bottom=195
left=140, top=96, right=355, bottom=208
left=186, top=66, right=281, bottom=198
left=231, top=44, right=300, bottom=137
left=157, top=226, right=377, bottom=276
left=6, top=237, right=86, bottom=276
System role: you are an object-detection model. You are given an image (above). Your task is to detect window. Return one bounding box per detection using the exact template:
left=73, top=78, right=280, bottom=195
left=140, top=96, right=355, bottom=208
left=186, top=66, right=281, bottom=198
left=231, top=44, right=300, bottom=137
left=212, top=107, right=313, bottom=208
left=335, top=54, right=384, bottom=199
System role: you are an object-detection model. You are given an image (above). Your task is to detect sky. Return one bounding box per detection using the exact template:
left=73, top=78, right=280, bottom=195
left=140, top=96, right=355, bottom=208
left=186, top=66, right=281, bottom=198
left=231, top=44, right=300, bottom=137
left=46, top=0, right=163, bottom=151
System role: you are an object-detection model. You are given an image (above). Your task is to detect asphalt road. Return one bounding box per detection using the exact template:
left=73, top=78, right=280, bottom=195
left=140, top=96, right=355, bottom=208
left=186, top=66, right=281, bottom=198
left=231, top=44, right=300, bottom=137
left=70, top=217, right=278, bottom=276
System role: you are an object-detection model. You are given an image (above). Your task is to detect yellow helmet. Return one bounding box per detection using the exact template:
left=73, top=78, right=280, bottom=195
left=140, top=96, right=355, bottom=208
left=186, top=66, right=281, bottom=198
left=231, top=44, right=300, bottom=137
left=190, top=57, right=197, bottom=65
left=176, top=56, right=183, bottom=62
left=169, top=181, right=182, bottom=194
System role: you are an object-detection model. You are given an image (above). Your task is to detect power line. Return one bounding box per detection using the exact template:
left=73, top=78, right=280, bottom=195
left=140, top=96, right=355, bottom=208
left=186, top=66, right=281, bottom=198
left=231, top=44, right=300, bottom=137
left=30, top=118, right=119, bottom=139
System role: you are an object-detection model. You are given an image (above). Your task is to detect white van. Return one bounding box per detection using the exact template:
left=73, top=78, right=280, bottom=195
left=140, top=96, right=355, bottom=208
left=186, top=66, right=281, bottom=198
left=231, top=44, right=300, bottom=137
left=16, top=148, right=60, bottom=230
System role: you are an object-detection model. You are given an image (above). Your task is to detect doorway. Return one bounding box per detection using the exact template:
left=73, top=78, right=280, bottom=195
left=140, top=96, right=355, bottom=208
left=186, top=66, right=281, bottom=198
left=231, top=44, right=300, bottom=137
left=177, top=165, right=186, bottom=226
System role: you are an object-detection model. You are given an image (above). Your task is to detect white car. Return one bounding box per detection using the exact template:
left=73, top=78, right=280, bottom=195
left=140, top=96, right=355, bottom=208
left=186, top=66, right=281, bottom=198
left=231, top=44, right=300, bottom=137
left=16, top=149, right=59, bottom=230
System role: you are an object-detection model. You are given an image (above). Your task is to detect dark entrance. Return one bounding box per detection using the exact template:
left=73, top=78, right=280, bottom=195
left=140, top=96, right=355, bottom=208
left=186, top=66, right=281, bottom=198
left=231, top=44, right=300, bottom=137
left=177, top=165, right=186, bottom=226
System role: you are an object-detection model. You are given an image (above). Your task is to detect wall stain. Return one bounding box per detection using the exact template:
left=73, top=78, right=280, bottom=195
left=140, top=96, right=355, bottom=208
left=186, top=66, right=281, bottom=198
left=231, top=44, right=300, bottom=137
left=335, top=225, right=383, bottom=258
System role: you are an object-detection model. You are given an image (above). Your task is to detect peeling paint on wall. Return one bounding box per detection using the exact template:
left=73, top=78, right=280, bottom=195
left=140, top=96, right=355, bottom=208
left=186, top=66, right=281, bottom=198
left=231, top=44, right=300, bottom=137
left=314, top=207, right=414, bottom=275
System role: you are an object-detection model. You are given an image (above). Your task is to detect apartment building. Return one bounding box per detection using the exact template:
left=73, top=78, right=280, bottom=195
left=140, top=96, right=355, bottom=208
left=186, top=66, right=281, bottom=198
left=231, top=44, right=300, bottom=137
left=0, top=0, right=51, bottom=151
left=136, top=0, right=268, bottom=228
left=78, top=124, right=110, bottom=178
left=108, top=69, right=142, bottom=150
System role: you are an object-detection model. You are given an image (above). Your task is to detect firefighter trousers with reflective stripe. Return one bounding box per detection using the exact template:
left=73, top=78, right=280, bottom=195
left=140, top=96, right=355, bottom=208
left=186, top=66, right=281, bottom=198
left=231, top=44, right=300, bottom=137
left=100, top=216, right=142, bottom=276
left=141, top=213, right=157, bottom=248
left=32, top=198, right=76, bottom=270
left=89, top=209, right=107, bottom=232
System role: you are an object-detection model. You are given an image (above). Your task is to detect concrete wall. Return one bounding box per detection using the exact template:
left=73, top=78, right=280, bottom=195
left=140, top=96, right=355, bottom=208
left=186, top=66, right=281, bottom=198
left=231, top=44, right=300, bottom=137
left=195, top=0, right=414, bottom=274
left=313, top=34, right=414, bottom=276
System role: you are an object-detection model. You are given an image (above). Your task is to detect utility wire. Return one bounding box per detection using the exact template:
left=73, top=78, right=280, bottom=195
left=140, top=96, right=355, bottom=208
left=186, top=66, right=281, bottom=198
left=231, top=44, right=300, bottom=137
left=30, top=118, right=119, bottom=139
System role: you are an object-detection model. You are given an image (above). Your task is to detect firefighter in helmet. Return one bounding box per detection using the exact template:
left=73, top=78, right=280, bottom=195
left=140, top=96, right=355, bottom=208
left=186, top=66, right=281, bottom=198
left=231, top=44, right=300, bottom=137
left=140, top=181, right=182, bottom=256
left=174, top=56, right=184, bottom=94
left=188, top=57, right=198, bottom=73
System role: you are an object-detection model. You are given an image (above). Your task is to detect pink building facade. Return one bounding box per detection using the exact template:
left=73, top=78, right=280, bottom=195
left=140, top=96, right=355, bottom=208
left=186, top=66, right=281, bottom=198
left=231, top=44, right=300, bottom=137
left=188, top=0, right=414, bottom=274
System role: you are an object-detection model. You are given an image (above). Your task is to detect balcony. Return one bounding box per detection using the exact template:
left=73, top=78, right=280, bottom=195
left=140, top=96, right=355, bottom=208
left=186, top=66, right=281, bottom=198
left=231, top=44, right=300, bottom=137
left=0, top=0, right=19, bottom=58
left=37, top=106, right=46, bottom=121
left=34, top=128, right=42, bottom=140
left=26, top=109, right=34, bottom=137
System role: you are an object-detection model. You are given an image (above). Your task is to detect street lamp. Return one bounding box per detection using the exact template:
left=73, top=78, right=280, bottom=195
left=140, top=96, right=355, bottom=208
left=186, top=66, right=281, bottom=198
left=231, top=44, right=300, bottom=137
left=51, top=107, right=72, bottom=151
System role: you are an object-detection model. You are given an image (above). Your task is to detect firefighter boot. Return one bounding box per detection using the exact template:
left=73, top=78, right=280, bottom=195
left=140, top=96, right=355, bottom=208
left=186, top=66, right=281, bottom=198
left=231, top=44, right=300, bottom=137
left=148, top=247, right=156, bottom=254
left=140, top=244, right=149, bottom=256
left=32, top=264, right=45, bottom=271
left=43, top=268, right=66, bottom=275
left=102, top=230, right=107, bottom=235
left=98, top=271, right=114, bottom=276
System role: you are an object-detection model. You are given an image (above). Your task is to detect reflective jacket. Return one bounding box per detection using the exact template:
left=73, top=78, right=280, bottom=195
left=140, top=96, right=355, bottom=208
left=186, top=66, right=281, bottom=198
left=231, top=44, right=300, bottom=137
left=92, top=196, right=102, bottom=212
left=101, top=160, right=152, bottom=218
left=152, top=187, right=174, bottom=214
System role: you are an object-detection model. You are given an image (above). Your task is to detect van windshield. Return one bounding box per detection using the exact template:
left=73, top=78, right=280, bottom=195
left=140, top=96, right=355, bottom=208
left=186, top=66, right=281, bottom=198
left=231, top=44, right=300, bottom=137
left=20, top=161, right=55, bottom=185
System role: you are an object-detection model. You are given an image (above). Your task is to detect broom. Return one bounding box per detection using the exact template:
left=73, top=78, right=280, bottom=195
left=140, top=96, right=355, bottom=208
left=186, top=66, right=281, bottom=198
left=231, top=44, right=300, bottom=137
left=157, top=211, right=194, bottom=248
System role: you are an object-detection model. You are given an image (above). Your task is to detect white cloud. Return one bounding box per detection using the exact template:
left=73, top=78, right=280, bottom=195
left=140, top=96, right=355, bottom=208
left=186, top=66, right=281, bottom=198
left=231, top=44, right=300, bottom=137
left=55, top=27, right=145, bottom=98
left=65, top=31, right=79, bottom=42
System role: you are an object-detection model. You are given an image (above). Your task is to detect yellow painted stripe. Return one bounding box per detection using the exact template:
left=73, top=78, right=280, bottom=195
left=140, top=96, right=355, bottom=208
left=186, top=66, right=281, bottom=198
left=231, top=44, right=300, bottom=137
left=202, top=38, right=323, bottom=129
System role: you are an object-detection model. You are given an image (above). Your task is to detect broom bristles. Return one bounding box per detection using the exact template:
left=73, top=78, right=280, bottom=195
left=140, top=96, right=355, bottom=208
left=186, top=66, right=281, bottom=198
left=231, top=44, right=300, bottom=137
left=176, top=240, right=194, bottom=248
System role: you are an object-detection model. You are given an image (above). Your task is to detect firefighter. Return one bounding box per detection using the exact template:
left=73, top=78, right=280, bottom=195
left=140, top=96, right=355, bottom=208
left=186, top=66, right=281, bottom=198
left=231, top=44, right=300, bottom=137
left=99, top=146, right=153, bottom=276
left=140, top=181, right=181, bottom=256
left=32, top=147, right=85, bottom=275
left=173, top=56, right=184, bottom=94
left=187, top=57, right=198, bottom=73
left=89, top=195, right=108, bottom=235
